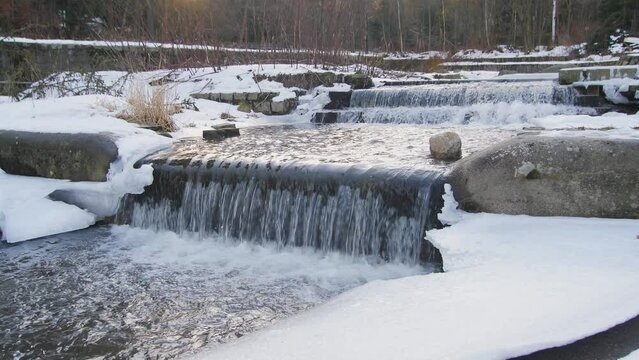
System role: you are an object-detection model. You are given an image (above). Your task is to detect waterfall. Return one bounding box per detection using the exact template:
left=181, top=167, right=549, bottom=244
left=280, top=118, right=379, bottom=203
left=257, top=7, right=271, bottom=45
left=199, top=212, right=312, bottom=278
left=311, top=80, right=590, bottom=125
left=116, top=160, right=445, bottom=265
left=350, top=81, right=578, bottom=108
left=328, top=103, right=596, bottom=125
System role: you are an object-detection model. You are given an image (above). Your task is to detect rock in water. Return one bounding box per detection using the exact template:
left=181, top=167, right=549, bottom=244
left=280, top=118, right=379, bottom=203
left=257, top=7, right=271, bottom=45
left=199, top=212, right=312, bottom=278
left=429, top=132, right=462, bottom=161
left=448, top=136, right=639, bottom=219
left=203, top=124, right=240, bottom=141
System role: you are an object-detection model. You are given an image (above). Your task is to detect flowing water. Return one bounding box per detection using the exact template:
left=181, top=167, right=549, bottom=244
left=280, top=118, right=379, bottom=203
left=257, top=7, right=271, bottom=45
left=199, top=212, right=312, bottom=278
left=325, top=81, right=596, bottom=125
left=0, top=226, right=426, bottom=359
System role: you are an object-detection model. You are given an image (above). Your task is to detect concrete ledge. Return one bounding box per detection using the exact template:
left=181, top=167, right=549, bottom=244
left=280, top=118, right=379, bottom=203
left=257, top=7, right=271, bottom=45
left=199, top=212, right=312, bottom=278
left=0, top=130, right=118, bottom=181
left=448, top=136, right=639, bottom=219
left=559, top=65, right=639, bottom=85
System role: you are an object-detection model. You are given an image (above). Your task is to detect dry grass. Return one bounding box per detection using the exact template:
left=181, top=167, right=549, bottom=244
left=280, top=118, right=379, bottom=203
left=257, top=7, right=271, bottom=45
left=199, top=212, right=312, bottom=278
left=96, top=97, right=121, bottom=112
left=118, top=82, right=179, bottom=132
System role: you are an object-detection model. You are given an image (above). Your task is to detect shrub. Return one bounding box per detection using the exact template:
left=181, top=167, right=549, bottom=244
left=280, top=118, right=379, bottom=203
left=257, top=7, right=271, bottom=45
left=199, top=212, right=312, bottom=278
left=119, top=82, right=179, bottom=132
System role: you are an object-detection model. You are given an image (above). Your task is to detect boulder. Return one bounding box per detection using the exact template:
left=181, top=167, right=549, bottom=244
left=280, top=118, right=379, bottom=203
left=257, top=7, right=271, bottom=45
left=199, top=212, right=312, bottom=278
left=344, top=73, right=374, bottom=89
left=429, top=132, right=462, bottom=161
left=448, top=136, right=639, bottom=219
left=0, top=130, right=118, bottom=182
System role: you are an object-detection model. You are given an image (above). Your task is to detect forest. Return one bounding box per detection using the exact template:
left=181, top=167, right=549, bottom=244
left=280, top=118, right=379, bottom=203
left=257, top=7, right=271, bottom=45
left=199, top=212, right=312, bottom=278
left=1, top=0, right=638, bottom=53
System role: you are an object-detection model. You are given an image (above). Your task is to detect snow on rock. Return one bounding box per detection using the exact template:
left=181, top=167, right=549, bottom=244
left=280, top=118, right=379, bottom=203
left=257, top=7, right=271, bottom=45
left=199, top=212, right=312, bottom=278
left=0, top=95, right=172, bottom=242
left=192, top=192, right=639, bottom=360
left=522, top=112, right=639, bottom=131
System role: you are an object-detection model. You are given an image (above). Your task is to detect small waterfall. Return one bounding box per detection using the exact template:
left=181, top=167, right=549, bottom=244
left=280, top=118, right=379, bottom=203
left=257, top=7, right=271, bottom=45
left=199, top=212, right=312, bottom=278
left=116, top=160, right=445, bottom=265
left=350, top=81, right=577, bottom=108
left=331, top=103, right=597, bottom=125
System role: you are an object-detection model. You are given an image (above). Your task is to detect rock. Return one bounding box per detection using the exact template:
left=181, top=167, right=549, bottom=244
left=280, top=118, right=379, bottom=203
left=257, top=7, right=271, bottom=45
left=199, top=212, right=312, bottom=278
left=448, top=136, right=639, bottom=219
left=237, top=101, right=252, bottom=113
left=344, top=73, right=374, bottom=89
left=429, top=132, right=462, bottom=161
left=203, top=127, right=240, bottom=141
left=324, top=91, right=352, bottom=110
left=0, top=130, right=118, bottom=182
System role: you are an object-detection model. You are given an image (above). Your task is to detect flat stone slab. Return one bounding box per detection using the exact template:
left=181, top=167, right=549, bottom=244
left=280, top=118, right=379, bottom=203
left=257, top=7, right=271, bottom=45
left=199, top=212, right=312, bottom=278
left=559, top=65, right=639, bottom=85
left=0, top=130, right=118, bottom=181
left=448, top=136, right=639, bottom=219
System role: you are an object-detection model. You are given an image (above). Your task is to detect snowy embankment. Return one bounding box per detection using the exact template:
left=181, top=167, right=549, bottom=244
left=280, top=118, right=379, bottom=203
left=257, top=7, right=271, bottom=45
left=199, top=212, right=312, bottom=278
left=192, top=186, right=639, bottom=360
left=0, top=96, right=172, bottom=242
left=18, top=64, right=335, bottom=137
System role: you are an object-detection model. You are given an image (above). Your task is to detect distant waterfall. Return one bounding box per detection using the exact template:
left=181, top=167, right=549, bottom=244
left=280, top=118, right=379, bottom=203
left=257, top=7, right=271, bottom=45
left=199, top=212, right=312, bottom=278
left=310, top=80, right=592, bottom=125
left=116, top=160, right=445, bottom=265
left=350, top=81, right=578, bottom=108
left=328, top=103, right=596, bottom=125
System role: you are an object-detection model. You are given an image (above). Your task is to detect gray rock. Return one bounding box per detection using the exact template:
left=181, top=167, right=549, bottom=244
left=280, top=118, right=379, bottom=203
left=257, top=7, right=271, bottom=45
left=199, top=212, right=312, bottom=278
left=429, top=132, right=462, bottom=161
left=0, top=130, right=118, bottom=182
left=203, top=128, right=240, bottom=141
left=448, top=136, right=639, bottom=219
left=270, top=99, right=297, bottom=115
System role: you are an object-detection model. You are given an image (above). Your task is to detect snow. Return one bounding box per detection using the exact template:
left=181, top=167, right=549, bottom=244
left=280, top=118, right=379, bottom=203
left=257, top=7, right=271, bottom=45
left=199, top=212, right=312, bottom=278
left=17, top=65, right=345, bottom=137
left=520, top=112, right=639, bottom=131
left=0, top=174, right=96, bottom=243
left=494, top=72, right=559, bottom=81
left=192, top=187, right=639, bottom=360
left=453, top=44, right=586, bottom=60
left=0, top=95, right=172, bottom=242
left=621, top=349, right=639, bottom=360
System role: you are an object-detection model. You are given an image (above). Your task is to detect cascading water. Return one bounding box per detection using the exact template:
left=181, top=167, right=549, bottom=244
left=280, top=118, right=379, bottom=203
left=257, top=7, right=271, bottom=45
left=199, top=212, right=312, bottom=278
left=322, top=80, right=596, bottom=125
left=116, top=160, right=445, bottom=265
left=350, top=81, right=576, bottom=107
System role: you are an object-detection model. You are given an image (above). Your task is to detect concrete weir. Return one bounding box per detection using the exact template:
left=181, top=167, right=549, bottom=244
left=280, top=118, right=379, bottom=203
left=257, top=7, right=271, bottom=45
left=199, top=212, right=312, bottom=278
left=116, top=158, right=446, bottom=266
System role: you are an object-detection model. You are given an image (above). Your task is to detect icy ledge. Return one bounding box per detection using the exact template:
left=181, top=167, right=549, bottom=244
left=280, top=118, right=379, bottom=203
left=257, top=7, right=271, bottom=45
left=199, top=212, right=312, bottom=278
left=0, top=95, right=172, bottom=242
left=192, top=185, right=639, bottom=360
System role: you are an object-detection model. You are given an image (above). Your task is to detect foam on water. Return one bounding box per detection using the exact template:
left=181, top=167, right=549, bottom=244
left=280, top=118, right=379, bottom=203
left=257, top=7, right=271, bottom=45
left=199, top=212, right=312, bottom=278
left=0, top=226, right=425, bottom=359
left=335, top=102, right=597, bottom=125
left=350, top=81, right=577, bottom=108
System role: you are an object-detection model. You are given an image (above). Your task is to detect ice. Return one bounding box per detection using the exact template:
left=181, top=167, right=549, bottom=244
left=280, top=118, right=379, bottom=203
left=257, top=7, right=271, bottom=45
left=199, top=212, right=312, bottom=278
left=192, top=190, right=639, bottom=360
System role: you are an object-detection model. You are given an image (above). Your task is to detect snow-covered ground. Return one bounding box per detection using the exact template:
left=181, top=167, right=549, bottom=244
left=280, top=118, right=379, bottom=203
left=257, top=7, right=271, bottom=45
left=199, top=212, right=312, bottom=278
left=191, top=186, right=639, bottom=360
left=0, top=95, right=172, bottom=242
left=453, top=44, right=587, bottom=59
left=19, top=65, right=337, bottom=137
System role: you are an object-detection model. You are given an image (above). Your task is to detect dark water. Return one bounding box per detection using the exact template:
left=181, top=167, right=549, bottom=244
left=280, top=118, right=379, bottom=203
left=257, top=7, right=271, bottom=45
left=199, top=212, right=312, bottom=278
left=0, top=226, right=425, bottom=359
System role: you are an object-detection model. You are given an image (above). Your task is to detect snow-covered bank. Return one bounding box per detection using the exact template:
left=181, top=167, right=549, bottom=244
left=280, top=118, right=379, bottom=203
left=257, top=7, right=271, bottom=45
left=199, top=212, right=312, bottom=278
left=0, top=95, right=172, bottom=242
left=192, top=188, right=639, bottom=360
left=507, top=111, right=639, bottom=141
